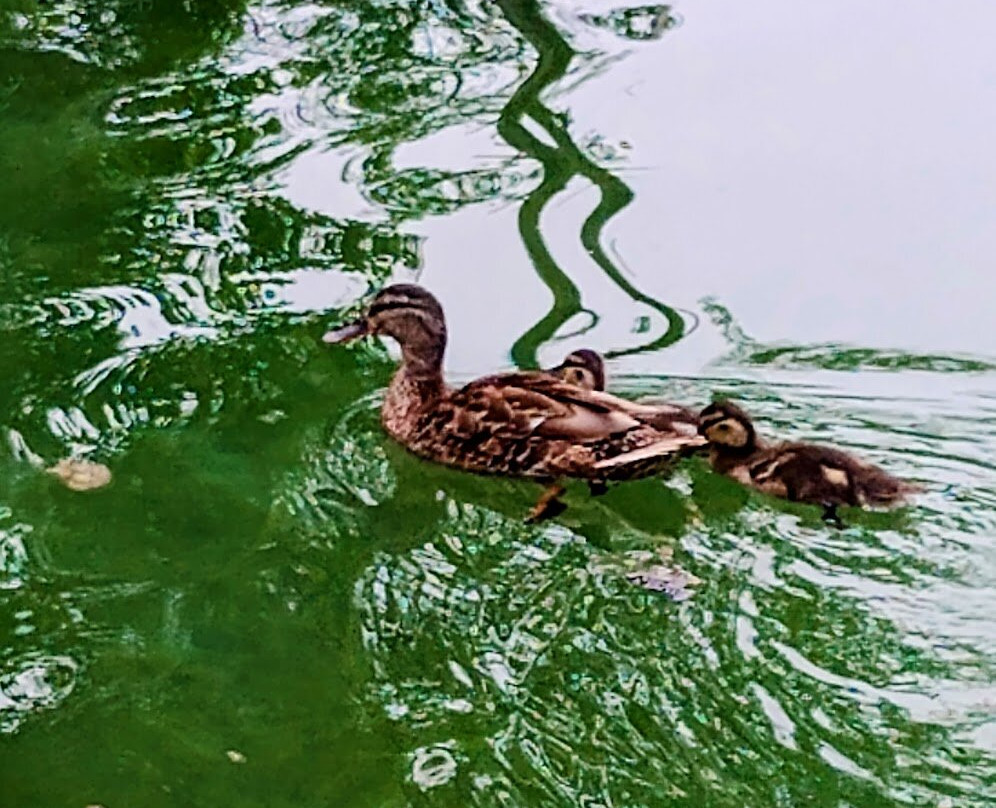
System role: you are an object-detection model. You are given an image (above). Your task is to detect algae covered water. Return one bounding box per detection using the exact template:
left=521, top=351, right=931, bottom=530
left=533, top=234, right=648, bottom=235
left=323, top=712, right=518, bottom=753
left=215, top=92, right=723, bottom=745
left=2, top=1, right=995, bottom=806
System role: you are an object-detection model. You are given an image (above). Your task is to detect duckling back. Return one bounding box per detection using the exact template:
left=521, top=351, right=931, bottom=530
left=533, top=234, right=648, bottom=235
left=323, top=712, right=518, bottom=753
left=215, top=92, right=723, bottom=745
left=848, top=455, right=923, bottom=506
left=750, top=444, right=918, bottom=509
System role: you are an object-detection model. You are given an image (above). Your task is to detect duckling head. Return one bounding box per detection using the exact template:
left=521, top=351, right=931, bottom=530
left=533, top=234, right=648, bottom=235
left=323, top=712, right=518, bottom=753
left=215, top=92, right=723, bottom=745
left=323, top=284, right=447, bottom=375
left=698, top=400, right=757, bottom=451
left=551, top=349, right=605, bottom=391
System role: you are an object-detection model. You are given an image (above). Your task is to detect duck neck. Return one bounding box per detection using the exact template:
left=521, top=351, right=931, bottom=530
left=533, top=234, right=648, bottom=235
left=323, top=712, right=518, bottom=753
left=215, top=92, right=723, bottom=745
left=389, top=360, right=445, bottom=401
left=383, top=338, right=446, bottom=431
left=400, top=336, right=445, bottom=381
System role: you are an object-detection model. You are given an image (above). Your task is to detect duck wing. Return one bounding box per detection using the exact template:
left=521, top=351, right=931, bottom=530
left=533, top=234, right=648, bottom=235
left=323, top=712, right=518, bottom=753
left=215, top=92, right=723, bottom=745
left=453, top=374, right=642, bottom=441
left=584, top=393, right=700, bottom=436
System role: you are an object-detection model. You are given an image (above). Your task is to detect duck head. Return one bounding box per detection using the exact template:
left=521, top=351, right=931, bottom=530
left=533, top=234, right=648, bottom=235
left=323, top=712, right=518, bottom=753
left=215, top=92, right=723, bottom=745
left=323, top=284, right=447, bottom=377
left=550, top=349, right=605, bottom=391
left=698, top=400, right=757, bottom=452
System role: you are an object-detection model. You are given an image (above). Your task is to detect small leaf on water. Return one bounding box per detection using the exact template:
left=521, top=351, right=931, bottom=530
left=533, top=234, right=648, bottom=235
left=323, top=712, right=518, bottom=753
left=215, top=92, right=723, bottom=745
left=625, top=547, right=701, bottom=601
left=47, top=459, right=112, bottom=492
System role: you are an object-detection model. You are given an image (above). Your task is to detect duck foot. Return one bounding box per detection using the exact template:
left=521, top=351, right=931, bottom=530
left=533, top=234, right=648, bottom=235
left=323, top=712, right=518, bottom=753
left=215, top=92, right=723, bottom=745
left=588, top=480, right=608, bottom=497
left=821, top=503, right=845, bottom=529
left=526, top=483, right=567, bottom=524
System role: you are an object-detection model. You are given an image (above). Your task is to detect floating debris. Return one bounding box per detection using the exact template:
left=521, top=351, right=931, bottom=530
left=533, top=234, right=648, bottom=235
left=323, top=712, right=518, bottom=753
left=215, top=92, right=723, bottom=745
left=47, top=458, right=112, bottom=492
left=589, top=547, right=701, bottom=601
left=623, top=547, right=701, bottom=601
left=626, top=567, right=701, bottom=601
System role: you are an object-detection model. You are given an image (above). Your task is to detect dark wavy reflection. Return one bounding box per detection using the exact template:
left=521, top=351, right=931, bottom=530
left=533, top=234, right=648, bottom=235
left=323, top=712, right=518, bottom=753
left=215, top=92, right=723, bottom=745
left=0, top=0, right=686, bottom=459
left=0, top=0, right=524, bottom=461
left=498, top=0, right=686, bottom=368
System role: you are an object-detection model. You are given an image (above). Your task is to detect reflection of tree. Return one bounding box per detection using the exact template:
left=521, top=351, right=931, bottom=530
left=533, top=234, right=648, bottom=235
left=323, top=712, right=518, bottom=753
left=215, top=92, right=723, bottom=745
left=248, top=1, right=536, bottom=218
left=0, top=0, right=254, bottom=442
left=1, top=0, right=692, bottom=456
left=3, top=6, right=994, bottom=806
left=344, top=470, right=995, bottom=807
left=0, top=0, right=526, bottom=455
left=498, top=0, right=686, bottom=368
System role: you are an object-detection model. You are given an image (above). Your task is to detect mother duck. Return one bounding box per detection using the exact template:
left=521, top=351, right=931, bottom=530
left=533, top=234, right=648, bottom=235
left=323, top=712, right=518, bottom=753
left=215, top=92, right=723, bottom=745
left=323, top=284, right=704, bottom=519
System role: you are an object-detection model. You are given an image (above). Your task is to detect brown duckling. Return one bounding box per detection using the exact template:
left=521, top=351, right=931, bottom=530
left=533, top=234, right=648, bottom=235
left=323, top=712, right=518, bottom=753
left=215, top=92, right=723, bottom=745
left=547, top=349, right=606, bottom=391
left=698, top=400, right=922, bottom=525
left=323, top=284, right=705, bottom=520
left=547, top=349, right=699, bottom=435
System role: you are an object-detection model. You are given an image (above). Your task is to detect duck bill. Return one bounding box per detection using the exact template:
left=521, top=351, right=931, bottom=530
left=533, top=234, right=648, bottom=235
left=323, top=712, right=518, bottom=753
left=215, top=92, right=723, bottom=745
left=322, top=319, right=368, bottom=344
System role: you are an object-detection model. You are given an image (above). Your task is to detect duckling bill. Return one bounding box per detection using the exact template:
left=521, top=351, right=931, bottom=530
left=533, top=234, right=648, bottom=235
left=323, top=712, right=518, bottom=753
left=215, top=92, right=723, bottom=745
left=698, top=400, right=922, bottom=525
left=323, top=284, right=705, bottom=521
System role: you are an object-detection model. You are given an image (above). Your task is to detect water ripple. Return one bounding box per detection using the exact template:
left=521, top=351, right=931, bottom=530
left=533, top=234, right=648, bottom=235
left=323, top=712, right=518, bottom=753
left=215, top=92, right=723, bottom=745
left=0, top=653, right=80, bottom=735
left=2, top=1, right=995, bottom=804
left=303, top=373, right=996, bottom=805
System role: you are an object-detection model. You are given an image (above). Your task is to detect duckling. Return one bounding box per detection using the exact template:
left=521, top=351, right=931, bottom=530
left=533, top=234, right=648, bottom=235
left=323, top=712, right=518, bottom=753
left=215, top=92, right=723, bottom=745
left=464, top=349, right=605, bottom=398
left=547, top=349, right=700, bottom=435
left=698, top=400, right=921, bottom=525
left=323, top=285, right=705, bottom=520
left=548, top=349, right=605, bottom=392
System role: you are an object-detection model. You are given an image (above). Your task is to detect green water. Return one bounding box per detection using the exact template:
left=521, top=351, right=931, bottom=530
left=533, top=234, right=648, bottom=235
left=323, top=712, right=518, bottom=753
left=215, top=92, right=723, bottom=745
left=2, top=1, right=995, bottom=805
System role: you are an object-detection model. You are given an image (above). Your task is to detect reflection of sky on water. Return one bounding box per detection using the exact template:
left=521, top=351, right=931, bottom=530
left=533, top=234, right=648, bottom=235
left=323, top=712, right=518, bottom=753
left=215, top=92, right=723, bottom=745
left=590, top=0, right=995, bottom=354
left=275, top=0, right=995, bottom=373
left=2, top=1, right=995, bottom=803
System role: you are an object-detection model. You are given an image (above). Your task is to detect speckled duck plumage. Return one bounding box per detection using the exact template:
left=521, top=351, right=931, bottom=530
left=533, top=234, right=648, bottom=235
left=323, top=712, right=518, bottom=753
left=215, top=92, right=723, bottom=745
left=323, top=285, right=705, bottom=485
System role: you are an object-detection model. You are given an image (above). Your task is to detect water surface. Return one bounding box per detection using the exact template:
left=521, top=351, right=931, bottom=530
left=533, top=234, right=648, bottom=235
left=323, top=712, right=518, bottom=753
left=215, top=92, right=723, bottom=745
left=1, top=1, right=995, bottom=806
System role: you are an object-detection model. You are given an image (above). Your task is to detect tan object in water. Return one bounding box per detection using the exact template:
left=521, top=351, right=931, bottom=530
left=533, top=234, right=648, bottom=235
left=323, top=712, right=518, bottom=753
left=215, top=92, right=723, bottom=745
left=47, top=458, right=112, bottom=491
